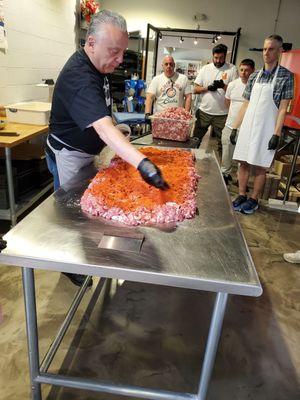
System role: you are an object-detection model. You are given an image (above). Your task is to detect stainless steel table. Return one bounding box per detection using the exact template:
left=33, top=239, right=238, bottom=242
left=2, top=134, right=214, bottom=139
left=0, top=119, right=51, bottom=226
left=0, top=148, right=262, bottom=400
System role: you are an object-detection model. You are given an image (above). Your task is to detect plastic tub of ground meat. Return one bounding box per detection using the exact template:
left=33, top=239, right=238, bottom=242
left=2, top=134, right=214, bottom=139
left=150, top=107, right=196, bottom=142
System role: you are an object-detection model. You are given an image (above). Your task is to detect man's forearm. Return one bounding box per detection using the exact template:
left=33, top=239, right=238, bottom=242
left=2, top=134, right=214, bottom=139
left=145, top=94, right=154, bottom=114
left=232, top=100, right=249, bottom=129
left=274, top=100, right=290, bottom=136
left=93, top=117, right=144, bottom=168
left=184, top=93, right=192, bottom=112
left=193, top=84, right=208, bottom=94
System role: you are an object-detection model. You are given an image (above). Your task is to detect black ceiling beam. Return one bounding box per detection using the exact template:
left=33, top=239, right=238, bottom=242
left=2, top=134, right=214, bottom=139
left=156, top=27, right=239, bottom=36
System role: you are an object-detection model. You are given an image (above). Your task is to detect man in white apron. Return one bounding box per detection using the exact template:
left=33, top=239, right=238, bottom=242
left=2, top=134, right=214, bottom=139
left=45, top=10, right=169, bottom=286
left=230, top=35, right=294, bottom=214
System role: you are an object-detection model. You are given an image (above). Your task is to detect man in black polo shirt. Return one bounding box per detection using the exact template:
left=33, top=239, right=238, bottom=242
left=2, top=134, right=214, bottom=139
left=46, top=10, right=168, bottom=286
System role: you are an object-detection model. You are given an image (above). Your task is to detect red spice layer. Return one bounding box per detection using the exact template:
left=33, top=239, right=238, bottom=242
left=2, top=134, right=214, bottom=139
left=81, top=147, right=199, bottom=226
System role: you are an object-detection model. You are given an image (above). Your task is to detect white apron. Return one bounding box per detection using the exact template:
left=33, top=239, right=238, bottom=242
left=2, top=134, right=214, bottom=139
left=233, top=67, right=279, bottom=168
left=47, top=135, right=95, bottom=186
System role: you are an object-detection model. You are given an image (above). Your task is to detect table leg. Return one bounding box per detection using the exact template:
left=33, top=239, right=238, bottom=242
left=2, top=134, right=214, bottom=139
left=22, top=267, right=42, bottom=400
left=197, top=292, right=228, bottom=400
left=283, top=135, right=300, bottom=204
left=5, top=147, right=17, bottom=226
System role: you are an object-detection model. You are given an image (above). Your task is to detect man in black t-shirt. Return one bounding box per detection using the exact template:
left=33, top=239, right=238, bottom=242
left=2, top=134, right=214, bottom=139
left=46, top=10, right=169, bottom=287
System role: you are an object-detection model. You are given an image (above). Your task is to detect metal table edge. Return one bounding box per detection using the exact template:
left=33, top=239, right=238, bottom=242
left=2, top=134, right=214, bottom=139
left=0, top=253, right=263, bottom=297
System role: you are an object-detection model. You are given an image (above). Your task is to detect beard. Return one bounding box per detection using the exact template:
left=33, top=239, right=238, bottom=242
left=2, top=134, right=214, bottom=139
left=214, top=61, right=225, bottom=68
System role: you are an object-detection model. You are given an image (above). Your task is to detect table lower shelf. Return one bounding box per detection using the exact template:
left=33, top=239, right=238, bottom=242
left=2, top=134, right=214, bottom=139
left=0, top=181, right=53, bottom=221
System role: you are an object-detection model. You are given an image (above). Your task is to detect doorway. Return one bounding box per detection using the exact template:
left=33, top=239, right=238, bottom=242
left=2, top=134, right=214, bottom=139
left=144, top=25, right=241, bottom=85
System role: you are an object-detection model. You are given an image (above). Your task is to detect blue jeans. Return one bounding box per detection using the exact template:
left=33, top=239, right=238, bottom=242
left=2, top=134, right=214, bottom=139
left=46, top=152, right=60, bottom=190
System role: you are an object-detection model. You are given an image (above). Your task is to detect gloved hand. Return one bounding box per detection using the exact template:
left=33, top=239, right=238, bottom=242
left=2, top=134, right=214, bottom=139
left=213, top=79, right=225, bottom=89
left=207, top=83, right=218, bottom=91
left=145, top=113, right=151, bottom=125
left=230, top=128, right=238, bottom=145
left=268, top=134, right=279, bottom=150
left=138, top=158, right=170, bottom=190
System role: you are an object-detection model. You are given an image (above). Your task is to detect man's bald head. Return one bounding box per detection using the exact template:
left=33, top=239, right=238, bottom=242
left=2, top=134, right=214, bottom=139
left=162, top=56, right=175, bottom=78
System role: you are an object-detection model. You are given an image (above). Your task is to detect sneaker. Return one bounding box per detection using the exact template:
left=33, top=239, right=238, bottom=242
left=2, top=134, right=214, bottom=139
left=283, top=250, right=300, bottom=264
left=232, top=195, right=247, bottom=211
left=240, top=198, right=258, bottom=214
left=62, top=273, right=93, bottom=287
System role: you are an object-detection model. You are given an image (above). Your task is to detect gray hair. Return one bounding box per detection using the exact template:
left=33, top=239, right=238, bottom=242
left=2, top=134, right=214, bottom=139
left=87, top=9, right=127, bottom=38
left=266, top=34, right=283, bottom=46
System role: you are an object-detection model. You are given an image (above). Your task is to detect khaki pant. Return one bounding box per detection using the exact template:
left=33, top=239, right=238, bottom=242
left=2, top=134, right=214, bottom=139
left=221, top=125, right=238, bottom=176
left=193, top=109, right=227, bottom=146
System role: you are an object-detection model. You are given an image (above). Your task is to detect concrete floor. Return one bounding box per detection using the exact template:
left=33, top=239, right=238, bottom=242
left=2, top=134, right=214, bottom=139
left=0, top=152, right=299, bottom=400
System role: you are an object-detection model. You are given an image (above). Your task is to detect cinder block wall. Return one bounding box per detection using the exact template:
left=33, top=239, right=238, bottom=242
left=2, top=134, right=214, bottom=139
left=0, top=0, right=77, bottom=105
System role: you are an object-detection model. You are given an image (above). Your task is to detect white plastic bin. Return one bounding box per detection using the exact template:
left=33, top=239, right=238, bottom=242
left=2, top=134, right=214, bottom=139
left=5, top=102, right=51, bottom=125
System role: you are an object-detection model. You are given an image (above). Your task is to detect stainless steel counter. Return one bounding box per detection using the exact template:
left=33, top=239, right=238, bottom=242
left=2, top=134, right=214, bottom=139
left=0, top=147, right=262, bottom=400
left=1, top=148, right=261, bottom=297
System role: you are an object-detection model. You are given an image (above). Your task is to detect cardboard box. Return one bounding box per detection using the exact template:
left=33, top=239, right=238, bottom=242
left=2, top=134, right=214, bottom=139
left=273, top=157, right=300, bottom=177
left=262, top=173, right=281, bottom=200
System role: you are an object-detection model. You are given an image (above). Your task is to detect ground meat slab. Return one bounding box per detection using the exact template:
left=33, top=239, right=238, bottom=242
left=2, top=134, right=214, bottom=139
left=81, top=147, right=199, bottom=226
left=151, top=107, right=195, bottom=142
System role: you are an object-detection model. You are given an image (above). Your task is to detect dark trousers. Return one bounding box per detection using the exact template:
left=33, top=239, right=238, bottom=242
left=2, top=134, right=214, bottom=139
left=193, top=109, right=227, bottom=146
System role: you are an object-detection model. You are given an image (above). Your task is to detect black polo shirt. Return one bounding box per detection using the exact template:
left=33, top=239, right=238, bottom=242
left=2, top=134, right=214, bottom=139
left=49, top=49, right=111, bottom=155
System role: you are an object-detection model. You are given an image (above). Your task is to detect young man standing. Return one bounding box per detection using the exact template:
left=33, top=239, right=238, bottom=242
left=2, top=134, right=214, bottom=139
left=231, top=35, right=294, bottom=214
left=221, top=59, right=255, bottom=184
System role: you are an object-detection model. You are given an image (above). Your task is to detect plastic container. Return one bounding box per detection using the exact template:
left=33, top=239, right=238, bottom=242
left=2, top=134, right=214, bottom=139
left=0, top=119, right=7, bottom=129
left=5, top=102, right=51, bottom=125
left=150, top=115, right=196, bottom=142
left=281, top=50, right=300, bottom=129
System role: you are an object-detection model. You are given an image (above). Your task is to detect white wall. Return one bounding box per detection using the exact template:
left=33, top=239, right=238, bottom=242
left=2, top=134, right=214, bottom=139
left=102, top=0, right=300, bottom=69
left=156, top=34, right=235, bottom=74
left=0, top=0, right=77, bottom=105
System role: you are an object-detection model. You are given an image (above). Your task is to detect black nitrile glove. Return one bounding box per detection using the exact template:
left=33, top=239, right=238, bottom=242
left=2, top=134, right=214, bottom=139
left=268, top=134, right=279, bottom=150
left=230, top=128, right=238, bottom=145
left=213, top=79, right=225, bottom=89
left=207, top=83, right=218, bottom=91
left=145, top=113, right=151, bottom=128
left=138, top=158, right=170, bottom=190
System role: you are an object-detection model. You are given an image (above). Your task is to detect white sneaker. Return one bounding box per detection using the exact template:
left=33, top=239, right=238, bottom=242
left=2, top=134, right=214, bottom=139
left=283, top=250, right=300, bottom=264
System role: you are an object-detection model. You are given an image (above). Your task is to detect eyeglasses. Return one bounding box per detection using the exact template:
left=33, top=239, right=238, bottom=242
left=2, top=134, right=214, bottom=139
left=164, top=63, right=174, bottom=66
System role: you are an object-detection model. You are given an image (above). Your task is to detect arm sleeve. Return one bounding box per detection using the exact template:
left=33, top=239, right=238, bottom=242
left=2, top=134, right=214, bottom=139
left=194, top=69, right=204, bottom=86
left=225, top=82, right=233, bottom=100
left=281, top=73, right=294, bottom=100
left=68, top=80, right=111, bottom=130
left=147, top=77, right=158, bottom=95
left=243, top=73, right=257, bottom=100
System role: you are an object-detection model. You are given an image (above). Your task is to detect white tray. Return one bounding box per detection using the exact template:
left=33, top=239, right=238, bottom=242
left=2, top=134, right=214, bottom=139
left=5, top=102, right=51, bottom=125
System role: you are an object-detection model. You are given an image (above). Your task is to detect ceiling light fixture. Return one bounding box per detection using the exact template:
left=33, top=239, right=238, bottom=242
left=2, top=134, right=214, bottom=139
left=217, top=34, right=222, bottom=40
left=194, top=38, right=198, bottom=45
left=159, top=32, right=162, bottom=41
left=180, top=36, right=184, bottom=44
